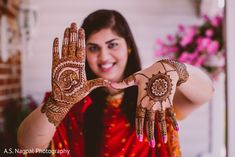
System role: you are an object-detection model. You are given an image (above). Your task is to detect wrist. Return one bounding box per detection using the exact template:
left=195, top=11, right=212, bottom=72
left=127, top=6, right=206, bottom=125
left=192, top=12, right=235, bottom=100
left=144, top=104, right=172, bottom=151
left=41, top=96, right=73, bottom=126
left=158, top=59, right=189, bottom=86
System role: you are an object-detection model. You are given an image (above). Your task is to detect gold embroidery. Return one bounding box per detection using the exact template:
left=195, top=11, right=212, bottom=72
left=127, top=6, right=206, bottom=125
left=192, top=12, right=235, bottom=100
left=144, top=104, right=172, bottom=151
left=167, top=121, right=182, bottom=157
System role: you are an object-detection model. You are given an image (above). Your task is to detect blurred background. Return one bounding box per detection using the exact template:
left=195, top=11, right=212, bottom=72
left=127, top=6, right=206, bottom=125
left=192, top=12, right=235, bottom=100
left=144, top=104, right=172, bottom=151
left=1, top=0, right=234, bottom=156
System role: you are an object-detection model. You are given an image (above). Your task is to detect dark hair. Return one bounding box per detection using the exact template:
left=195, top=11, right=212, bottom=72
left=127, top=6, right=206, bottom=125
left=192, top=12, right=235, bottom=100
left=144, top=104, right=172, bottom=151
left=81, top=9, right=141, bottom=156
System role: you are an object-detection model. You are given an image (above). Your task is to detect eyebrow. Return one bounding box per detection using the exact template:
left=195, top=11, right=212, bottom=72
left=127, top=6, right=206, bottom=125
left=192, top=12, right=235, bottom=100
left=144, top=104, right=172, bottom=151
left=105, top=38, right=118, bottom=44
left=87, top=38, right=119, bottom=46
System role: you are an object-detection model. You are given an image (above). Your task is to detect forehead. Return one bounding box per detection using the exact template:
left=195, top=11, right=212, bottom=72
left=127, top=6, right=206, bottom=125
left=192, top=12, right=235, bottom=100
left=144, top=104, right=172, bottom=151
left=87, top=28, right=122, bottom=43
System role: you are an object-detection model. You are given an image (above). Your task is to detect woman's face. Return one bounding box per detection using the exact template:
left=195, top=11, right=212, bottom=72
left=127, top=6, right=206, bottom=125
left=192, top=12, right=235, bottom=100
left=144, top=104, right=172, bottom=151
left=86, top=28, right=128, bottom=82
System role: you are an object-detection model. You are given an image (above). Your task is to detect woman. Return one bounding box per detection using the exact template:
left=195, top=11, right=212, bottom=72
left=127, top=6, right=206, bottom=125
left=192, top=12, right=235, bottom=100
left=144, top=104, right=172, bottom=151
left=17, top=9, right=214, bottom=157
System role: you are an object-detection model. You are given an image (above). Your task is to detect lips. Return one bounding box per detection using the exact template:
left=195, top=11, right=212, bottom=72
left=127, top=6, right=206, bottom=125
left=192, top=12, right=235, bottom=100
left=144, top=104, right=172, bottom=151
left=99, top=62, right=116, bottom=72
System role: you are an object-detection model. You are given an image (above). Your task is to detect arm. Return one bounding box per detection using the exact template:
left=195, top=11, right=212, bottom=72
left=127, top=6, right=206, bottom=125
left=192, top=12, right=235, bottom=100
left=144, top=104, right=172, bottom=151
left=173, top=64, right=214, bottom=120
left=17, top=103, right=56, bottom=149
left=17, top=23, right=109, bottom=150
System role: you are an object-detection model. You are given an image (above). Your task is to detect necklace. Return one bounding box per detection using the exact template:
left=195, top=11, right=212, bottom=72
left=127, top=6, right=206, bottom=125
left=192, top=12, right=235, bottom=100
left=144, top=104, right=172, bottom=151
left=106, top=91, right=124, bottom=108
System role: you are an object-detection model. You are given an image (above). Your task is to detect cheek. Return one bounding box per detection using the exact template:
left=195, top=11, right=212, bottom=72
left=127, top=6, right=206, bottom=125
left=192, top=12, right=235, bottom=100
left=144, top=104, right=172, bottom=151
left=117, top=50, right=128, bottom=65
left=86, top=54, right=98, bottom=69
left=118, top=43, right=128, bottom=62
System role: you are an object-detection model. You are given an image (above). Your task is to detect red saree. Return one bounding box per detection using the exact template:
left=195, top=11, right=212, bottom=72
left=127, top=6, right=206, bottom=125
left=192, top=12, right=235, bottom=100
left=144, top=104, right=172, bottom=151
left=18, top=92, right=181, bottom=157
left=48, top=92, right=181, bottom=157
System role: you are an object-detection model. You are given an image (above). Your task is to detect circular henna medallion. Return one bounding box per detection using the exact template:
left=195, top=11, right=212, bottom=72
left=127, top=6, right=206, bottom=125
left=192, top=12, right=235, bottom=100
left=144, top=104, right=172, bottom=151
left=59, top=70, right=80, bottom=92
left=146, top=72, right=172, bottom=102
left=53, top=62, right=85, bottom=94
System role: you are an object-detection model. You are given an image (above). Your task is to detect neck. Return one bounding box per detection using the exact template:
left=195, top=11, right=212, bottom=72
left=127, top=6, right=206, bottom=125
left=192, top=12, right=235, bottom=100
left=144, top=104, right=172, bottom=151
left=105, top=87, right=123, bottom=95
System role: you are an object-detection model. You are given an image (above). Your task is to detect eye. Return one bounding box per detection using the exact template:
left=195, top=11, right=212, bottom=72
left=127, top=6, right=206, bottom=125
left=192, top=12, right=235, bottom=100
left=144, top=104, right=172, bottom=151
left=87, top=45, right=100, bottom=52
left=108, top=42, right=118, bottom=49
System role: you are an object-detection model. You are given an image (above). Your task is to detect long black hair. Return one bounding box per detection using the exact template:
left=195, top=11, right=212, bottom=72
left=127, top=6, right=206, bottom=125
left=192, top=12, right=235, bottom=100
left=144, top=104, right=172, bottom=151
left=81, top=9, right=141, bottom=156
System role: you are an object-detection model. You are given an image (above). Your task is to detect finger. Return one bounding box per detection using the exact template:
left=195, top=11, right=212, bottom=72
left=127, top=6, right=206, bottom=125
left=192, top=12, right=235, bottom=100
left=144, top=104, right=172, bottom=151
left=152, top=102, right=161, bottom=111
left=111, top=74, right=137, bottom=89
left=61, top=28, right=70, bottom=59
left=146, top=100, right=155, bottom=110
left=166, top=107, right=179, bottom=131
left=138, top=94, right=149, bottom=108
left=85, top=78, right=111, bottom=93
left=77, top=28, right=86, bottom=62
left=135, top=106, right=146, bottom=142
left=52, top=38, right=60, bottom=69
left=146, top=109, right=156, bottom=148
left=157, top=110, right=167, bottom=143
left=68, top=23, right=77, bottom=59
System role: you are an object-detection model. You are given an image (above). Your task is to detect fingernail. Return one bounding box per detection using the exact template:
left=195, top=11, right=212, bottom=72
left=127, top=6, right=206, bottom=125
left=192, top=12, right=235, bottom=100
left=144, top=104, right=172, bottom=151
left=163, top=136, right=167, bottom=143
left=150, top=140, right=155, bottom=148
left=137, top=134, right=143, bottom=142
left=175, top=125, right=179, bottom=131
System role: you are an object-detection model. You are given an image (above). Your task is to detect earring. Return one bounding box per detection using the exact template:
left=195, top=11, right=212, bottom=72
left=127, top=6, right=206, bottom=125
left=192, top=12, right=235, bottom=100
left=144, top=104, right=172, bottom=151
left=128, top=48, right=132, bottom=55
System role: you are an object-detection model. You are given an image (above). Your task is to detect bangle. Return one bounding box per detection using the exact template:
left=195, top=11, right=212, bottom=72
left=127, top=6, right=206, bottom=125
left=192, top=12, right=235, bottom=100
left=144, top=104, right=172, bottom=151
left=160, top=59, right=189, bottom=86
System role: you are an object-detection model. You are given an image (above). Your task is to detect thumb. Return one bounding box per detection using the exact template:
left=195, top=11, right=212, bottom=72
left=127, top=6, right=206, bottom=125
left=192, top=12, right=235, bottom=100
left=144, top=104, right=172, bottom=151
left=111, top=74, right=137, bottom=89
left=85, top=78, right=110, bottom=92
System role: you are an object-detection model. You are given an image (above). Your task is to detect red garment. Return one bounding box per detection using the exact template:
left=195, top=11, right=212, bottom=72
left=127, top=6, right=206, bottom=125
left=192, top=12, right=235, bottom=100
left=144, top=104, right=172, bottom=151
left=18, top=92, right=181, bottom=157
left=49, top=92, right=181, bottom=157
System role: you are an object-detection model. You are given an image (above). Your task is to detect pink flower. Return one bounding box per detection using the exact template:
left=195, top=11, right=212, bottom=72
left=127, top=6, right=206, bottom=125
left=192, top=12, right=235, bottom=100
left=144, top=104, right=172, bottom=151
left=168, top=46, right=178, bottom=53
left=205, top=29, right=214, bottom=37
left=178, top=24, right=185, bottom=33
left=178, top=52, right=189, bottom=62
left=196, top=37, right=203, bottom=44
left=197, top=37, right=212, bottom=51
left=180, top=35, right=193, bottom=47
left=179, top=52, right=195, bottom=63
left=155, top=46, right=165, bottom=56
left=180, top=26, right=197, bottom=47
left=154, top=14, right=224, bottom=80
left=155, top=45, right=173, bottom=57
left=156, top=39, right=163, bottom=45
left=202, top=14, right=210, bottom=22
left=167, top=35, right=174, bottom=42
left=207, top=41, right=219, bottom=54
left=194, top=56, right=206, bottom=67
left=187, top=26, right=197, bottom=37
left=190, top=51, right=200, bottom=59
left=211, top=16, right=221, bottom=27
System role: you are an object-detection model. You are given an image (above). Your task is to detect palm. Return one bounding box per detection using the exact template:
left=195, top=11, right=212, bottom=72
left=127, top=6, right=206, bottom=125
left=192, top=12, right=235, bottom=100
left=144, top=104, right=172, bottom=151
left=111, top=61, right=179, bottom=147
left=51, top=23, right=109, bottom=105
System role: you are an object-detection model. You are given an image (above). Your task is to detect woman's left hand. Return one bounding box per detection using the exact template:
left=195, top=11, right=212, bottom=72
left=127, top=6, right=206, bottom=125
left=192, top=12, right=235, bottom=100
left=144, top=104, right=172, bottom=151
left=111, top=59, right=188, bottom=147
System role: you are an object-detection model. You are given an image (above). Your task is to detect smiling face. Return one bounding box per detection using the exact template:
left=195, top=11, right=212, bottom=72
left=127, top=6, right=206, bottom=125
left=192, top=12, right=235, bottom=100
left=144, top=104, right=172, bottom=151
left=86, top=28, right=128, bottom=82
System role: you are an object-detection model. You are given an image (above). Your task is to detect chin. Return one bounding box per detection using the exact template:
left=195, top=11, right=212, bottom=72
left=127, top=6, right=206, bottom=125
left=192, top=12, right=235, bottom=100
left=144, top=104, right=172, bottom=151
left=102, top=76, right=122, bottom=82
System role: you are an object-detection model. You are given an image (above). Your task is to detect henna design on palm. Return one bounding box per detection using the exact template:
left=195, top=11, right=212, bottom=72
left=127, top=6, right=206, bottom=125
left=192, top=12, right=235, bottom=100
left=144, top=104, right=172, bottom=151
left=134, top=65, right=175, bottom=146
left=52, top=61, right=85, bottom=102
left=111, top=60, right=188, bottom=147
left=41, top=23, right=110, bottom=126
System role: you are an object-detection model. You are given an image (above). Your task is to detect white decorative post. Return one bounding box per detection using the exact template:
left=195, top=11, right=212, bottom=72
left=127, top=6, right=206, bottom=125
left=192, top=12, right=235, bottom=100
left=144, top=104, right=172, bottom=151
left=226, top=0, right=235, bottom=156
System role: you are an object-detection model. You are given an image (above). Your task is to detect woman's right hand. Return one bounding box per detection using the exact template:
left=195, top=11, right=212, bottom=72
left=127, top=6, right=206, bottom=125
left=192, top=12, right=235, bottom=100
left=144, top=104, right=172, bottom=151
left=41, top=23, right=110, bottom=126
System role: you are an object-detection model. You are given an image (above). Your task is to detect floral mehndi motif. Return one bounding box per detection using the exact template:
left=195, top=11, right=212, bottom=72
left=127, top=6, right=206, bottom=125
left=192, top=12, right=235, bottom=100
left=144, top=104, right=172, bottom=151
left=146, top=72, right=172, bottom=101
left=41, top=23, right=110, bottom=126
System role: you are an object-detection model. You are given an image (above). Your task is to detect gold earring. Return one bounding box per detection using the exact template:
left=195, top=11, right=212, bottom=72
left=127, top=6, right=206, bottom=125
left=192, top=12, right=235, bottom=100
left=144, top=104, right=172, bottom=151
left=128, top=48, right=131, bottom=55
